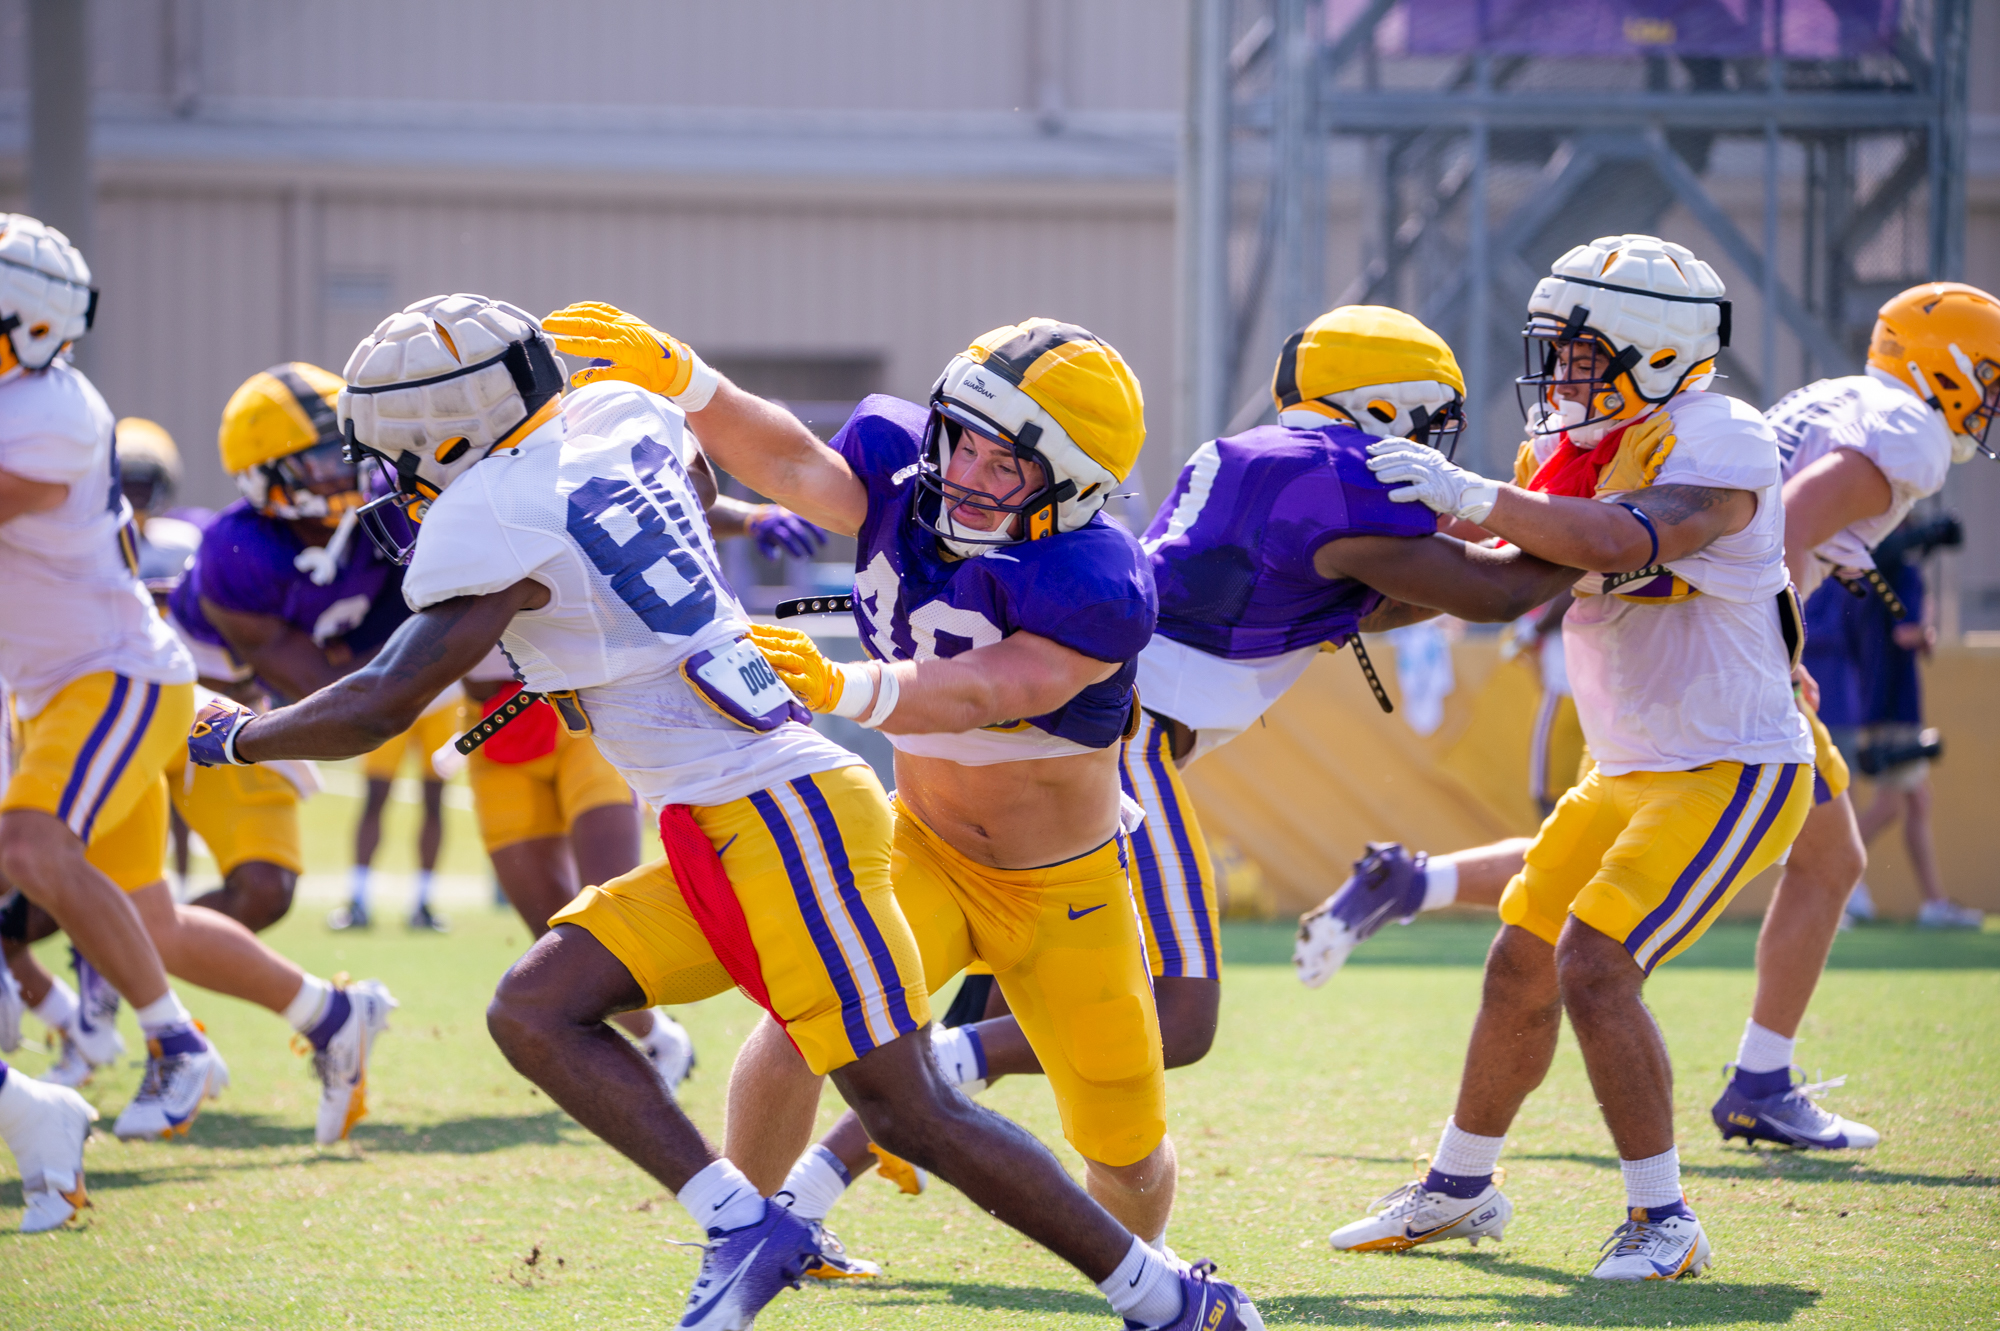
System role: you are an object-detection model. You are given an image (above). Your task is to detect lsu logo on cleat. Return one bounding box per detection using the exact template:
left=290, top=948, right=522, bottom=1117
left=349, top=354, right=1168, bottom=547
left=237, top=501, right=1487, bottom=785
left=1728, top=1112, right=1758, bottom=1129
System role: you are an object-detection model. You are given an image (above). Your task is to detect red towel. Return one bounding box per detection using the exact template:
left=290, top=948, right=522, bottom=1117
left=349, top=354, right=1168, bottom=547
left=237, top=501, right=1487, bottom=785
left=1525, top=420, right=1635, bottom=499
left=478, top=681, right=559, bottom=764
left=657, top=804, right=795, bottom=1049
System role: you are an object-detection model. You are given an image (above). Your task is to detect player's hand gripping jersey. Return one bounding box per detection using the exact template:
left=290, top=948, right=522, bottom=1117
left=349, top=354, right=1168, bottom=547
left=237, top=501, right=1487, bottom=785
left=400, top=379, right=858, bottom=811
left=166, top=499, right=411, bottom=688
left=1767, top=369, right=1952, bottom=600
left=1136, top=420, right=1435, bottom=762
left=0, top=361, right=194, bottom=716
left=835, top=395, right=1156, bottom=764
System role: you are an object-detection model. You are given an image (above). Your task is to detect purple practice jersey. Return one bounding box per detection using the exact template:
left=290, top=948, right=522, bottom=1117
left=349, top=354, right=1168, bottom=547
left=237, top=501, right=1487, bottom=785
left=835, top=395, right=1156, bottom=758
left=168, top=499, right=412, bottom=691
left=1142, top=422, right=1437, bottom=660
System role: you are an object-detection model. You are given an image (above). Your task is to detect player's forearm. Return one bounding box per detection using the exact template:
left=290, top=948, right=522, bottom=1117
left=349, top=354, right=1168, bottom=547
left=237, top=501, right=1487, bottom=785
left=1480, top=487, right=1656, bottom=573
left=873, top=655, right=1103, bottom=736
left=705, top=495, right=755, bottom=540
left=1356, top=599, right=1442, bottom=633
left=0, top=468, right=68, bottom=523
left=233, top=673, right=418, bottom=762
left=686, top=381, right=863, bottom=536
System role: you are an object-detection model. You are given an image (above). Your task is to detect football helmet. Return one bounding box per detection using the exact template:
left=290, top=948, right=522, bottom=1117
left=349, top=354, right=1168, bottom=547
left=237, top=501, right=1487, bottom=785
left=915, top=318, right=1145, bottom=558
left=337, top=293, right=566, bottom=563
left=0, top=213, right=96, bottom=378
left=1272, top=305, right=1467, bottom=456
left=1516, top=234, right=1730, bottom=443
left=219, top=363, right=360, bottom=525
left=115, top=417, right=182, bottom=515
left=1866, top=281, right=2000, bottom=463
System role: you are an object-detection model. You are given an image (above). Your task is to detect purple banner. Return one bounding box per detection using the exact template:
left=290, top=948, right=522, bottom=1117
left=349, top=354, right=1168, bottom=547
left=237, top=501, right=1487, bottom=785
left=1394, top=0, right=1903, bottom=58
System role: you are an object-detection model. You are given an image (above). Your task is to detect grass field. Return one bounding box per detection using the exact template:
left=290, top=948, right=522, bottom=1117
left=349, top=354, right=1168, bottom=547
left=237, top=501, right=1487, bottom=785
left=2, top=898, right=1995, bottom=1330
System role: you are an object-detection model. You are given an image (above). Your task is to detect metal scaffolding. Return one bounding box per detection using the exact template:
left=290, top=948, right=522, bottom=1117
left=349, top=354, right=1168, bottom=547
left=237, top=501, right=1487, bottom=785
left=1178, top=0, right=1973, bottom=474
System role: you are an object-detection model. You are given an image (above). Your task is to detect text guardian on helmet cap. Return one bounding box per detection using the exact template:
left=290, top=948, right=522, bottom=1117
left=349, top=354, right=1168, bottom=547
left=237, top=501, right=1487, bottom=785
left=337, top=293, right=567, bottom=563
left=916, top=318, right=1145, bottom=558
left=1272, top=305, right=1466, bottom=455
left=1517, top=233, right=1730, bottom=443
left=0, top=213, right=97, bottom=377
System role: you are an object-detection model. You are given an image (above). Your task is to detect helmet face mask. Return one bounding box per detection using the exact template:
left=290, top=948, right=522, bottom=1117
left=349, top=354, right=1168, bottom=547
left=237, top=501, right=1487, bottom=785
left=915, top=400, right=1072, bottom=555
left=250, top=440, right=362, bottom=524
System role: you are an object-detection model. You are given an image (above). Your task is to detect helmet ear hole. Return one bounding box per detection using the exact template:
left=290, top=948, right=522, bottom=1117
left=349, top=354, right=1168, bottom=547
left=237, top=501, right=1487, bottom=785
left=1935, top=372, right=1961, bottom=393
left=28, top=322, right=48, bottom=339
left=434, top=436, right=470, bottom=465
left=1649, top=349, right=1677, bottom=368
left=1365, top=400, right=1396, bottom=423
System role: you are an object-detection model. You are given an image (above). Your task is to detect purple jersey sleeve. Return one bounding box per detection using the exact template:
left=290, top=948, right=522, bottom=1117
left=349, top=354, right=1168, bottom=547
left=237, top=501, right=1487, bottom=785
left=186, top=501, right=305, bottom=620
left=832, top=394, right=929, bottom=509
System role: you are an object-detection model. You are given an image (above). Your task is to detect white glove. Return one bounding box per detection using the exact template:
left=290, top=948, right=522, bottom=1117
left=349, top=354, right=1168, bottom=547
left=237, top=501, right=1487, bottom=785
left=1366, top=438, right=1502, bottom=524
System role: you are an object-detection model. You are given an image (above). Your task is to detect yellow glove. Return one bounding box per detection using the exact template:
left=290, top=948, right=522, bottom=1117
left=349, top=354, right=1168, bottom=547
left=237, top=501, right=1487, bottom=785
left=541, top=302, right=719, bottom=408
left=748, top=623, right=900, bottom=727
left=1594, top=408, right=1678, bottom=496
left=1512, top=439, right=1540, bottom=489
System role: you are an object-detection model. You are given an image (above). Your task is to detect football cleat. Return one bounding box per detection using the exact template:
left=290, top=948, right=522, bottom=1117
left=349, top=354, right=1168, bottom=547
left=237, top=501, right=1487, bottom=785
left=1590, top=1207, right=1711, bottom=1281
left=677, top=1200, right=822, bottom=1329
left=1133, top=1262, right=1265, bottom=1331
left=113, top=1034, right=229, bottom=1140
left=868, top=1142, right=927, bottom=1196
left=1712, top=1067, right=1879, bottom=1150
left=0, top=963, right=21, bottom=1053
left=71, top=950, right=126, bottom=1064
left=640, top=1011, right=697, bottom=1095
left=406, top=903, right=449, bottom=933
left=326, top=901, right=371, bottom=931
left=1294, top=843, right=1427, bottom=988
left=1916, top=898, right=1983, bottom=930
left=0, top=1074, right=98, bottom=1233
left=309, top=979, right=397, bottom=1145
left=1328, top=1177, right=1511, bottom=1252
left=800, top=1223, right=880, bottom=1280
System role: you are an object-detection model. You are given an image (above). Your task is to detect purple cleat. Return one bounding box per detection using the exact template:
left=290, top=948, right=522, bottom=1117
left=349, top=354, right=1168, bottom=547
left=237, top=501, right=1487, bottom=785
left=1293, top=843, right=1427, bottom=988
left=1128, top=1263, right=1265, bottom=1331
left=678, top=1199, right=822, bottom=1329
left=1712, top=1066, right=1879, bottom=1151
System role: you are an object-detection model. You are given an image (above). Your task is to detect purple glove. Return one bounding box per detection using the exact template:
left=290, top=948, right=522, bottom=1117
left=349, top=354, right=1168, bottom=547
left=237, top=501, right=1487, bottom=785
left=745, top=505, right=827, bottom=561
left=188, top=698, right=255, bottom=767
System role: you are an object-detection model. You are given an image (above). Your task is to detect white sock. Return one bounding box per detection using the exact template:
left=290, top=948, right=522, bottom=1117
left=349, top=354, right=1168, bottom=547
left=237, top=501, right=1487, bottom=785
left=30, top=977, right=77, bottom=1032
left=1735, top=1019, right=1795, bottom=1074
left=929, top=1023, right=988, bottom=1093
left=281, top=974, right=333, bottom=1033
left=774, top=1145, right=851, bottom=1222
left=134, top=990, right=194, bottom=1037
left=1421, top=857, right=1459, bottom=912
left=1621, top=1146, right=1682, bottom=1210
left=677, top=1159, right=765, bottom=1234
left=1098, top=1234, right=1183, bottom=1327
left=415, top=870, right=436, bottom=908
left=1432, top=1118, right=1506, bottom=1180
left=350, top=866, right=372, bottom=909
left=0, top=1065, right=48, bottom=1138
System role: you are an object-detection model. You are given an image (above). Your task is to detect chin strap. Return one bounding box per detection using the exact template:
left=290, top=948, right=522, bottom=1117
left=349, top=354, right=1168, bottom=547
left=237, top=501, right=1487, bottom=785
left=293, top=509, right=360, bottom=586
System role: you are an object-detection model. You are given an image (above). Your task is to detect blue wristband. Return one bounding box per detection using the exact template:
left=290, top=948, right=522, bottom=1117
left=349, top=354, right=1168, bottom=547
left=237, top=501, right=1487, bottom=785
left=1617, top=502, right=1660, bottom=568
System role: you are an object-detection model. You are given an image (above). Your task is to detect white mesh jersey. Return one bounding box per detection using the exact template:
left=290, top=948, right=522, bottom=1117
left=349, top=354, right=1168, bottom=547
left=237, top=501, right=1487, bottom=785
left=1767, top=367, right=1951, bottom=601
left=1565, top=390, right=1811, bottom=775
left=401, top=381, right=861, bottom=810
left=0, top=362, right=195, bottom=717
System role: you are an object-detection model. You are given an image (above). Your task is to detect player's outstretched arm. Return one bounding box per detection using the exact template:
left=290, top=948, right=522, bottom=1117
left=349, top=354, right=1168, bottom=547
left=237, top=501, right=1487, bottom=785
left=200, top=599, right=352, bottom=703
left=1318, top=533, right=1580, bottom=624
left=753, top=624, right=1115, bottom=735
left=543, top=302, right=866, bottom=537
left=215, top=580, right=545, bottom=764
left=1780, top=448, right=1893, bottom=589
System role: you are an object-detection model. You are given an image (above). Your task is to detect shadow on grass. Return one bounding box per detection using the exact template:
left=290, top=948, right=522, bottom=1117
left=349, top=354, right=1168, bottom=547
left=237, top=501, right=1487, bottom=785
left=1509, top=1150, right=1997, bottom=1190
left=1219, top=919, right=2000, bottom=970
left=1268, top=1249, right=1821, bottom=1326
left=842, top=1279, right=1105, bottom=1316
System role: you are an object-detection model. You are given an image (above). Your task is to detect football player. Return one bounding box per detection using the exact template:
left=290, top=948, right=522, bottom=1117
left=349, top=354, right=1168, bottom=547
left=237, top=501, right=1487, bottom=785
left=0, top=212, right=223, bottom=1192
left=194, top=294, right=1256, bottom=1331
left=753, top=305, right=1581, bottom=1254
left=1299, top=279, right=2000, bottom=1158
left=1328, top=235, right=1814, bottom=1280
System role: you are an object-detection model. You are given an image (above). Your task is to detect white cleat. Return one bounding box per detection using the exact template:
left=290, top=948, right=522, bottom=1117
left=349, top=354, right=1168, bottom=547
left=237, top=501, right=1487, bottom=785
left=1328, top=1179, right=1512, bottom=1252
left=1590, top=1208, right=1712, bottom=1280
left=311, top=979, right=397, bottom=1145
left=0, top=1072, right=98, bottom=1232
left=41, top=1031, right=116, bottom=1090
left=0, top=965, right=21, bottom=1053
left=638, top=1010, right=696, bottom=1095
left=113, top=1036, right=230, bottom=1140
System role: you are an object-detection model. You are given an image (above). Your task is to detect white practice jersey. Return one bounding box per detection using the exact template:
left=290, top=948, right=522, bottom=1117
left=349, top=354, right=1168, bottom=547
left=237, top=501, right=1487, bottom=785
left=1134, top=637, right=1319, bottom=765
left=1767, top=367, right=1951, bottom=601
left=1564, top=390, right=1812, bottom=776
left=0, top=362, right=195, bottom=717
left=401, top=381, right=860, bottom=811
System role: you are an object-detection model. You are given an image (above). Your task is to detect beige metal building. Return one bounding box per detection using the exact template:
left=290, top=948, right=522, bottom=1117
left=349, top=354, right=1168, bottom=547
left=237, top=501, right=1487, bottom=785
left=1, top=0, right=1996, bottom=606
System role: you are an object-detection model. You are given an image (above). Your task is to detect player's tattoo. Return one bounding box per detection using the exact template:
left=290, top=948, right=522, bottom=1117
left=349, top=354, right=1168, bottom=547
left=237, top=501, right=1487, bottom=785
left=1627, top=484, right=1740, bottom=527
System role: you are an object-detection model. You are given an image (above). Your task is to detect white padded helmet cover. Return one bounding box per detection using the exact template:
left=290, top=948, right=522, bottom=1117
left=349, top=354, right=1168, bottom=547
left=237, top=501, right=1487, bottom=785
left=337, top=293, right=557, bottom=497
left=0, top=213, right=93, bottom=374
left=1281, top=379, right=1461, bottom=437
left=1527, top=234, right=1726, bottom=402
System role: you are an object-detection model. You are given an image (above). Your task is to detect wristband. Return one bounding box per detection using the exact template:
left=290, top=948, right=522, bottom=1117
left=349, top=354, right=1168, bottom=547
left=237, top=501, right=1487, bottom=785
left=1455, top=478, right=1501, bottom=525
left=674, top=353, right=721, bottom=412
left=858, top=665, right=900, bottom=730
left=222, top=713, right=250, bottom=765
left=827, top=661, right=878, bottom=721
left=1617, top=502, right=1661, bottom=568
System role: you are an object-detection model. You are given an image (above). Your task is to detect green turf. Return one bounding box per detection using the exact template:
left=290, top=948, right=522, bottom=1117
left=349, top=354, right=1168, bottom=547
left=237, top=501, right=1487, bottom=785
left=2, top=913, right=1994, bottom=1329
